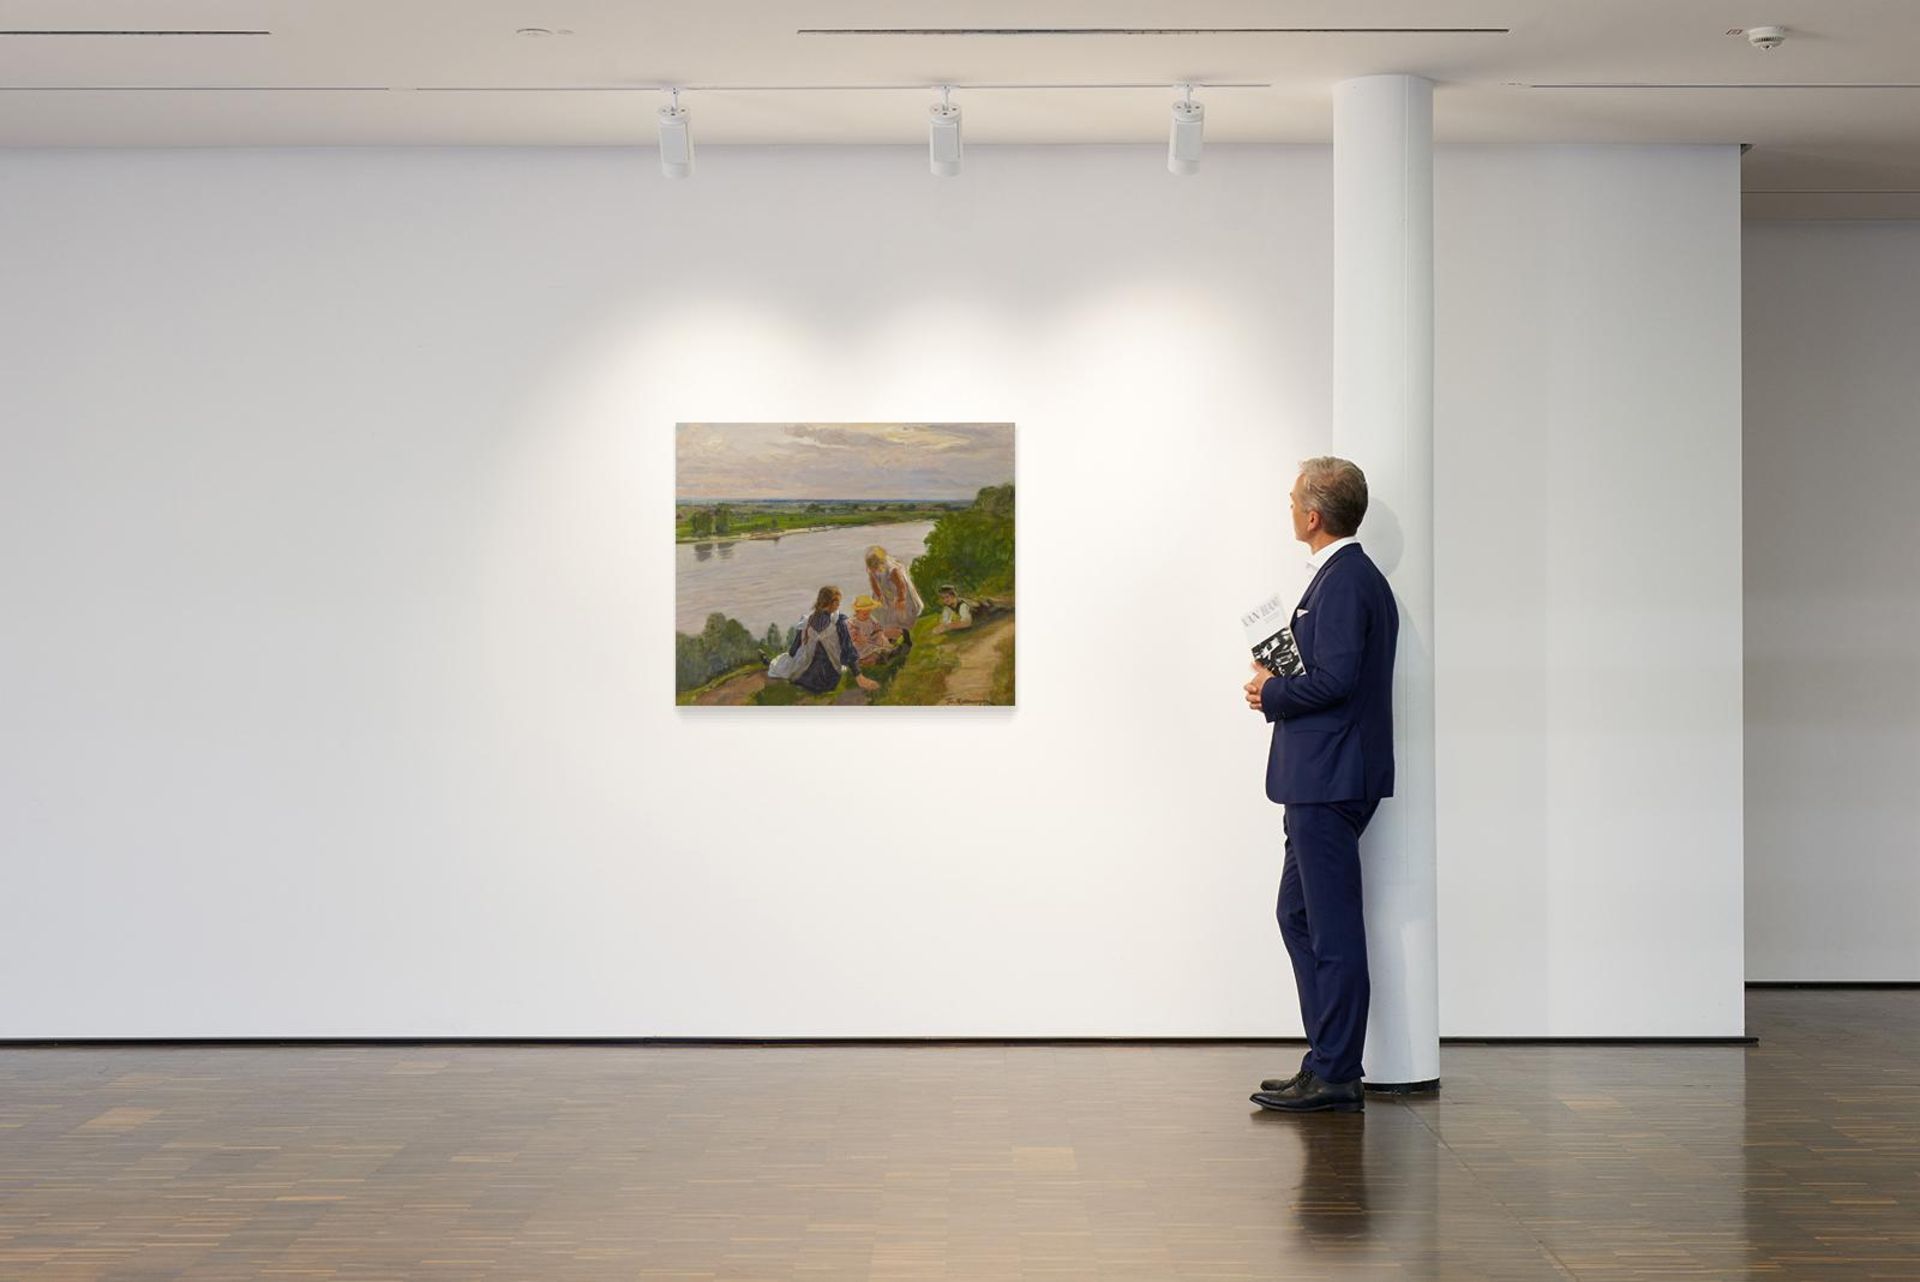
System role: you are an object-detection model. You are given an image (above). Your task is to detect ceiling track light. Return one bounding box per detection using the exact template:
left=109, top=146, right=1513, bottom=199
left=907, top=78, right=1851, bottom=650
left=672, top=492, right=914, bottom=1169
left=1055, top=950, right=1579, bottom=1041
left=1168, top=83, right=1204, bottom=175
left=657, top=86, right=692, bottom=178
left=928, top=84, right=962, bottom=177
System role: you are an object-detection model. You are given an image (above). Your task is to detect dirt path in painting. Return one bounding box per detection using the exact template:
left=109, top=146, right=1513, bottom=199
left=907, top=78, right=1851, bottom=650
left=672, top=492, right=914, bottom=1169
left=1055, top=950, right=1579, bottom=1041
left=939, top=614, right=1014, bottom=705
left=689, top=670, right=766, bottom=705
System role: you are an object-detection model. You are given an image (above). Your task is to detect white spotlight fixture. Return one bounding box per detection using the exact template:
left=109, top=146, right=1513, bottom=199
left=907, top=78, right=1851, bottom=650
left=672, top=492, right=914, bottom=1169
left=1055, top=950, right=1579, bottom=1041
left=928, top=85, right=962, bottom=177
left=658, top=87, right=693, bottom=179
left=1168, top=84, right=1205, bottom=175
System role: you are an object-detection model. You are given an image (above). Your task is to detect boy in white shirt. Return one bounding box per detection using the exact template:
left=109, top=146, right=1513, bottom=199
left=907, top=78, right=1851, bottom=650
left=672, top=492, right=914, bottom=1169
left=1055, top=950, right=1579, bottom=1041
left=933, top=585, right=972, bottom=633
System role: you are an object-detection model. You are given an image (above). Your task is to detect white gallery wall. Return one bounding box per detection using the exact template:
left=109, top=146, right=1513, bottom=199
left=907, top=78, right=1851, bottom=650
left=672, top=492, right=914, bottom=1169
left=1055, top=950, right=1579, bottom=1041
left=1435, top=148, right=1745, bottom=1034
left=1744, top=220, right=1920, bottom=981
left=0, top=144, right=1744, bottom=1038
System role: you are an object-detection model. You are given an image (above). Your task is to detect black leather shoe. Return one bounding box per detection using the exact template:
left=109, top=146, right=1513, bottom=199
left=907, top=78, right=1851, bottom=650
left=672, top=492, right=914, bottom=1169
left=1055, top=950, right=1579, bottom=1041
left=1258, top=1068, right=1308, bottom=1093
left=1250, top=1071, right=1364, bottom=1113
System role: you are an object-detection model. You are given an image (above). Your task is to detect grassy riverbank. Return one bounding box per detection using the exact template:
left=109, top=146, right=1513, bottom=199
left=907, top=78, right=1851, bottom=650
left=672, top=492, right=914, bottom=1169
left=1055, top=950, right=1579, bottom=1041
left=678, top=604, right=1015, bottom=707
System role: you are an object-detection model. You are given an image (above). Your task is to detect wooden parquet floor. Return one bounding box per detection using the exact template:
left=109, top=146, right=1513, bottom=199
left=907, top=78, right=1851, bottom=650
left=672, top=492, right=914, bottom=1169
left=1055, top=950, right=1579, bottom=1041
left=1, top=989, right=1915, bottom=1280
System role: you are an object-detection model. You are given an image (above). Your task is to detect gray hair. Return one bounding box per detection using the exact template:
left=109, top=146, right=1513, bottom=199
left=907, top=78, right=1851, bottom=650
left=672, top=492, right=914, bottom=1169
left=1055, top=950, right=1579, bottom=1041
left=1297, top=456, right=1369, bottom=538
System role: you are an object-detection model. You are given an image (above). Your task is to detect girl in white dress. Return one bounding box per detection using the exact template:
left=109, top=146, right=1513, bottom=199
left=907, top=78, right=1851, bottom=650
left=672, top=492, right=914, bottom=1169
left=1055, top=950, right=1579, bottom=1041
left=864, top=545, right=925, bottom=638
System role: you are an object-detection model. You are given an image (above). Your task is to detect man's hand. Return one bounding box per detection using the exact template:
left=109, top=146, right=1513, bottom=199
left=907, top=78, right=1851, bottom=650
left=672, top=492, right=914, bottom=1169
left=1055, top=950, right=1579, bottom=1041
left=1245, top=661, right=1272, bottom=711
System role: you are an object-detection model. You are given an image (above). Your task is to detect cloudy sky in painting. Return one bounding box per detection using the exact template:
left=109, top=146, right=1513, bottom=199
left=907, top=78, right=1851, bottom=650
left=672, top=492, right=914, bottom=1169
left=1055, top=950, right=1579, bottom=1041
left=676, top=422, right=1015, bottom=500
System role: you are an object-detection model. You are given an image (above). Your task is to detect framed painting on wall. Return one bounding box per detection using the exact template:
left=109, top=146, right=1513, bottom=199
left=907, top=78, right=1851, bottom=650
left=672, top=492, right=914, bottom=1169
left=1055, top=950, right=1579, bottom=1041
left=674, top=422, right=1015, bottom=707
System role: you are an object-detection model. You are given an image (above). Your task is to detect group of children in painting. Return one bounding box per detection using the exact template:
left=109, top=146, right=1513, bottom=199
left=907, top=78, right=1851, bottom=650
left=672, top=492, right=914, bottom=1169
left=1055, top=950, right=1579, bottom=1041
left=765, top=545, right=974, bottom=696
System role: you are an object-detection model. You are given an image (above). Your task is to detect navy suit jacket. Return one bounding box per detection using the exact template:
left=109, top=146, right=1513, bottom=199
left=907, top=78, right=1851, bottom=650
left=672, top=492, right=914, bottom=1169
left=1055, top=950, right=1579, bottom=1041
left=1259, top=543, right=1398, bottom=805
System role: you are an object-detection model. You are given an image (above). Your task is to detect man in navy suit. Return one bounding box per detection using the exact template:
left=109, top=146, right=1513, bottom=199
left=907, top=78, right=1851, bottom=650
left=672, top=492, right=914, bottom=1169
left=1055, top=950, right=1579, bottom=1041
left=1243, top=457, right=1398, bottom=1114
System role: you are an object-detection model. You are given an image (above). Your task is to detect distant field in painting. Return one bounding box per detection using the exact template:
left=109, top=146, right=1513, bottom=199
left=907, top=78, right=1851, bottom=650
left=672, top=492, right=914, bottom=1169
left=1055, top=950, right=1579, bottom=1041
left=675, top=423, right=1015, bottom=708
left=674, top=498, right=960, bottom=544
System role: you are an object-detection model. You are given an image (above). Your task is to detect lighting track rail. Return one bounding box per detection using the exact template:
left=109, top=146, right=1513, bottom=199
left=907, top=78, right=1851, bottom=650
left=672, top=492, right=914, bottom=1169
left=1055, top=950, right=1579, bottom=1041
left=798, top=27, right=1509, bottom=36
left=0, top=81, right=1274, bottom=94
left=0, top=29, right=268, bottom=37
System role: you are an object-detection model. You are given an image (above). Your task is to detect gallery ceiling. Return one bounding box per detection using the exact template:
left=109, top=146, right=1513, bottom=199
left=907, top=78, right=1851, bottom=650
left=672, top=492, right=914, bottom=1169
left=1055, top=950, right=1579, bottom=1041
left=2, top=0, right=1917, bottom=217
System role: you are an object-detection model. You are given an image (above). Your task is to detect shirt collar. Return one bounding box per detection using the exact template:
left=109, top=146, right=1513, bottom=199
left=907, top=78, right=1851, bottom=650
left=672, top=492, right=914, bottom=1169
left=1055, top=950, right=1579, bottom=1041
left=1306, top=535, right=1361, bottom=571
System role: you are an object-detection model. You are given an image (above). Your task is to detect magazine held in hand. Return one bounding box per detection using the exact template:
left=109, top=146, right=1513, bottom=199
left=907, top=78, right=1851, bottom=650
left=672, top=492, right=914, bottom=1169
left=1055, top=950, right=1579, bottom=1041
left=1242, top=592, right=1306, bottom=677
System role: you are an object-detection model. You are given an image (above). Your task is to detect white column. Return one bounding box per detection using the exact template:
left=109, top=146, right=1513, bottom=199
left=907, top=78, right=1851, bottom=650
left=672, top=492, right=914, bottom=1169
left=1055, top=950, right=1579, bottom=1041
left=1333, top=74, right=1439, bottom=1090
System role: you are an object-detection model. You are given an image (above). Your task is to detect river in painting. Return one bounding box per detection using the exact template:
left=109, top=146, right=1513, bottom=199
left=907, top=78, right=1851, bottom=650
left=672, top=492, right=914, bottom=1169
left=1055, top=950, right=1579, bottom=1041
left=674, top=520, right=935, bottom=637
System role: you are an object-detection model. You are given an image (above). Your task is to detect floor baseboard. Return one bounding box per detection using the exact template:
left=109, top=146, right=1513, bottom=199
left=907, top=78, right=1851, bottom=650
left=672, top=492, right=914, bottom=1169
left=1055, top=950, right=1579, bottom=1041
left=1747, top=980, right=1919, bottom=989
left=0, top=1034, right=1759, bottom=1048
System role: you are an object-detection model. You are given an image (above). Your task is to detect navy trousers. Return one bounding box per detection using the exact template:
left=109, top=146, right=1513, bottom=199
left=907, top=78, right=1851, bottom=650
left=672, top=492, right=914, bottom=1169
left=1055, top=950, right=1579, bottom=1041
left=1276, top=799, right=1380, bottom=1085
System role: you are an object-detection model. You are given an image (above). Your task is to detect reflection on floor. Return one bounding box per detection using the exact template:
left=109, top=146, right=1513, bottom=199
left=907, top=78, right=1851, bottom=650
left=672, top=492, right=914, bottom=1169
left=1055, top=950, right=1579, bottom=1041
left=1, top=989, right=1916, bottom=1279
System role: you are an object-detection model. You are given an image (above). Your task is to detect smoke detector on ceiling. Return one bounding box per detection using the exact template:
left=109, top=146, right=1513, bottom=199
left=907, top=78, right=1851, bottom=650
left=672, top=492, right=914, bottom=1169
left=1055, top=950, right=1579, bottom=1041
left=1745, top=25, right=1788, bottom=50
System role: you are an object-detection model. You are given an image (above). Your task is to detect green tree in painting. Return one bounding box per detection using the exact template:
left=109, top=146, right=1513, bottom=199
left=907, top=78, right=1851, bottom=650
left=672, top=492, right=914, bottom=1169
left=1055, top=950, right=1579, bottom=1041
left=674, top=612, right=763, bottom=692
left=764, top=622, right=784, bottom=652
left=713, top=505, right=734, bottom=535
left=688, top=509, right=714, bottom=538
left=911, top=483, right=1015, bottom=602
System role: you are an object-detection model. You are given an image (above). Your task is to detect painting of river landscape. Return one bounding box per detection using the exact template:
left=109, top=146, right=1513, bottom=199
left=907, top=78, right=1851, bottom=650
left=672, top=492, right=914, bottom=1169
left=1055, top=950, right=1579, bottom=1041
left=676, top=422, right=1015, bottom=707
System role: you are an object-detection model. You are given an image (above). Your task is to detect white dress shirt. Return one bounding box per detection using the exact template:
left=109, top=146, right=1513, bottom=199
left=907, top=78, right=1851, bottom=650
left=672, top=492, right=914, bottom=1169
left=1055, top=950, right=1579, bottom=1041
left=1306, top=535, right=1361, bottom=572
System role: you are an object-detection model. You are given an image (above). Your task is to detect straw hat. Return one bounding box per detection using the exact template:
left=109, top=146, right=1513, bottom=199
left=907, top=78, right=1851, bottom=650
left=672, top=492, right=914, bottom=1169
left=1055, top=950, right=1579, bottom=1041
left=852, top=595, right=880, bottom=612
